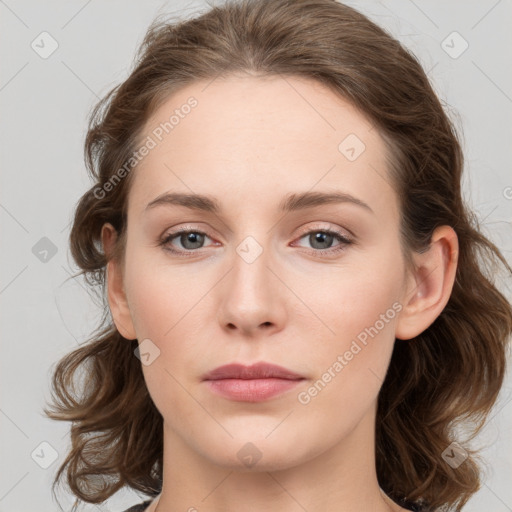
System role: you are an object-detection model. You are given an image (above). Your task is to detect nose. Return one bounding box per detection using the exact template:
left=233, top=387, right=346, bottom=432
left=217, top=238, right=287, bottom=338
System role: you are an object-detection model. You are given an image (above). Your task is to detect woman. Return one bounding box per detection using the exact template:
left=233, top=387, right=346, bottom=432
left=44, top=0, right=512, bottom=511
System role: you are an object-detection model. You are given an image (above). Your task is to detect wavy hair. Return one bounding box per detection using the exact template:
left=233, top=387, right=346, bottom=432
left=44, top=0, right=512, bottom=510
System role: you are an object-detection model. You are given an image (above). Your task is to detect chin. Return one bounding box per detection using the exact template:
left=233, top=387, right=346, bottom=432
left=197, top=433, right=316, bottom=473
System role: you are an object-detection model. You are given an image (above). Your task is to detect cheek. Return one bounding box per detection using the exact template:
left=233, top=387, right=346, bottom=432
left=304, top=254, right=403, bottom=398
left=124, top=245, right=202, bottom=337
left=123, top=248, right=217, bottom=381
left=338, top=275, right=401, bottom=345
left=124, top=256, right=206, bottom=417
left=338, top=236, right=404, bottom=334
left=308, top=252, right=402, bottom=348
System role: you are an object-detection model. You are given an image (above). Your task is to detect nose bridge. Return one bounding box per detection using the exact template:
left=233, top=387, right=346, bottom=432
left=229, top=213, right=275, bottom=275
left=231, top=231, right=274, bottom=300
left=217, top=227, right=284, bottom=334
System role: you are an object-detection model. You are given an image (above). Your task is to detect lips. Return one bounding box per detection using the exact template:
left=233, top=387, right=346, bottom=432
left=202, top=362, right=306, bottom=402
left=202, top=362, right=305, bottom=381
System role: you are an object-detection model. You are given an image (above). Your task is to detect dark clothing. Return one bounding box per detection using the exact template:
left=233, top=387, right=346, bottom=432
left=121, top=498, right=433, bottom=511
left=122, top=500, right=152, bottom=512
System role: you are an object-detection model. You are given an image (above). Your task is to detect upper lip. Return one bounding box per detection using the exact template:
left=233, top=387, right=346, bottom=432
left=202, top=362, right=305, bottom=381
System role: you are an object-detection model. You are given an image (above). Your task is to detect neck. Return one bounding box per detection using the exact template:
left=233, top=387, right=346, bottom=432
left=148, top=400, right=405, bottom=512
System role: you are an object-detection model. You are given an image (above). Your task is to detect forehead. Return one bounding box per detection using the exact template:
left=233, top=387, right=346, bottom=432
left=128, top=74, right=397, bottom=220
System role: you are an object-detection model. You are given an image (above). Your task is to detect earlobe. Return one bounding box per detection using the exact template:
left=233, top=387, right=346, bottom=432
left=101, top=223, right=137, bottom=340
left=395, top=225, right=459, bottom=341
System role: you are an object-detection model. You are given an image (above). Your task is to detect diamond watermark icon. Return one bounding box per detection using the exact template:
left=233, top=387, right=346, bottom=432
left=441, top=31, right=469, bottom=59
left=236, top=236, right=263, bottom=264
left=134, top=338, right=161, bottom=366
left=31, top=31, right=59, bottom=59
left=442, top=441, right=468, bottom=468
left=32, top=236, right=58, bottom=263
left=237, top=442, right=263, bottom=468
left=31, top=441, right=58, bottom=469
left=338, top=133, right=366, bottom=161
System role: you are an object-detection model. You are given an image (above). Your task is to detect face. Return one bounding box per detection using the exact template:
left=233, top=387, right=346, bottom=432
left=110, top=74, right=411, bottom=471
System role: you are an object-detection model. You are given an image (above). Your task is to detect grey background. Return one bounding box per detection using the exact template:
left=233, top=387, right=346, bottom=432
left=1, top=1, right=511, bottom=511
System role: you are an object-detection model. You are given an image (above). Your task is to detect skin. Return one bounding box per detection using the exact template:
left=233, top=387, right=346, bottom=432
left=101, top=74, right=458, bottom=512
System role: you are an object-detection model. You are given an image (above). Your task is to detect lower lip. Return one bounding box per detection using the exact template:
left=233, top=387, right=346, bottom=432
left=205, top=378, right=304, bottom=402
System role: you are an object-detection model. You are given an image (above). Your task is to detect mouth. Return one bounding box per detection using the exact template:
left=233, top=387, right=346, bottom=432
left=202, top=362, right=306, bottom=402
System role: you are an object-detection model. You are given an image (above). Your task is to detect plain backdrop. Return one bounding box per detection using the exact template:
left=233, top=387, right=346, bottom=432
left=1, top=1, right=511, bottom=511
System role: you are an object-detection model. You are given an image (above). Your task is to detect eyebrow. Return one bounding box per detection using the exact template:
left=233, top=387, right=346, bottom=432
left=144, top=190, right=374, bottom=215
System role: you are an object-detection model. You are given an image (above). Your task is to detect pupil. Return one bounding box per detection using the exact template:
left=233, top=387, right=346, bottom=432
left=312, top=232, right=332, bottom=249
left=183, top=232, right=203, bottom=249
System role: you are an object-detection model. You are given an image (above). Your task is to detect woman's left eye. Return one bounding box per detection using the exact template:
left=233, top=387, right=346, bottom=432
left=158, top=227, right=352, bottom=257
left=294, top=229, right=352, bottom=255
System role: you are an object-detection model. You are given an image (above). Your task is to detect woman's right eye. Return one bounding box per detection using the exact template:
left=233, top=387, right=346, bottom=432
left=159, top=229, right=214, bottom=255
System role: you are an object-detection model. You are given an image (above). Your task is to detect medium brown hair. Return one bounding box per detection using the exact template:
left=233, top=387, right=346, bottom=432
left=44, top=0, right=512, bottom=510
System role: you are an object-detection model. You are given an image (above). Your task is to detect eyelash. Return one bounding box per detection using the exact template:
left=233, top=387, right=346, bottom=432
left=158, top=226, right=353, bottom=258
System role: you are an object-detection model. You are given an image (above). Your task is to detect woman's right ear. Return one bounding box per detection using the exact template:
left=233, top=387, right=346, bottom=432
left=100, top=223, right=137, bottom=340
